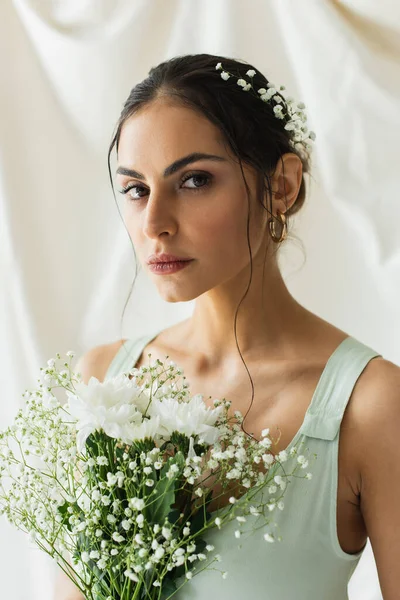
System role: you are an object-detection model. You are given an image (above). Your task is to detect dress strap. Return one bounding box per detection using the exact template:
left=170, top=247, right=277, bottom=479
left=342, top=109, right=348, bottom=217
left=105, top=330, right=162, bottom=380
left=300, top=336, right=382, bottom=441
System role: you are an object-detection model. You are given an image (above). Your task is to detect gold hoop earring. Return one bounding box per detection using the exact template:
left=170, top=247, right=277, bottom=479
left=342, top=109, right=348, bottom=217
left=267, top=209, right=287, bottom=243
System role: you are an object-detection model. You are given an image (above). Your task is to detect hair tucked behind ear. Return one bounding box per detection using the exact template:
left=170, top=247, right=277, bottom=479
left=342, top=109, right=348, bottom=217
left=107, top=53, right=314, bottom=442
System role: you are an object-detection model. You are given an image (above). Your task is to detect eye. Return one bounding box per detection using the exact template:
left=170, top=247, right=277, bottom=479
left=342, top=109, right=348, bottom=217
left=118, top=171, right=212, bottom=202
left=118, top=182, right=147, bottom=201
left=180, top=171, right=212, bottom=191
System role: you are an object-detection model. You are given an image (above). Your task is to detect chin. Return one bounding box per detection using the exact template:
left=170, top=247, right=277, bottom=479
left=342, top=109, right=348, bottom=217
left=157, top=287, right=200, bottom=303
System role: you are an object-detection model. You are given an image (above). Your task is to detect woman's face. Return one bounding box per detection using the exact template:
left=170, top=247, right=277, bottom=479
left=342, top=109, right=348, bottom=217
left=116, top=98, right=269, bottom=303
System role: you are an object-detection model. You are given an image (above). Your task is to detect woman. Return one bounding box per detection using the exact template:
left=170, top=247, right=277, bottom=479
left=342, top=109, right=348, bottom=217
left=56, top=54, right=400, bottom=599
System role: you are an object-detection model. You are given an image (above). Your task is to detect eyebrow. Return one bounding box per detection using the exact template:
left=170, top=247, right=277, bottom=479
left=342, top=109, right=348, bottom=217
left=115, top=152, right=227, bottom=180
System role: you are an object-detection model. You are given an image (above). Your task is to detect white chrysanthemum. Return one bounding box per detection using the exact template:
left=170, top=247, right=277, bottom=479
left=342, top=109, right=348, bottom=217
left=127, top=415, right=161, bottom=445
left=148, top=394, right=224, bottom=444
left=65, top=374, right=147, bottom=451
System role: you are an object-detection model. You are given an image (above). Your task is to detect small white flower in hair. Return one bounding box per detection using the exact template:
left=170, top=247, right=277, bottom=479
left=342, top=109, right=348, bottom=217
left=215, top=61, right=316, bottom=155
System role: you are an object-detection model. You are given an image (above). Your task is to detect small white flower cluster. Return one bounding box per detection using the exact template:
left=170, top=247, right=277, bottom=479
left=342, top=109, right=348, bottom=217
left=0, top=350, right=318, bottom=597
left=204, top=427, right=316, bottom=545
left=215, top=62, right=316, bottom=157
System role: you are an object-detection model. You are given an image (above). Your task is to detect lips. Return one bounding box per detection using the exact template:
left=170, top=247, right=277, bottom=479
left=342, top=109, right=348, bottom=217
left=147, top=253, right=193, bottom=264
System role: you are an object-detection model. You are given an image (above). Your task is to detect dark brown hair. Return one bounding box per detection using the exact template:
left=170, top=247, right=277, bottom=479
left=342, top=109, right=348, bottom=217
left=107, top=53, right=313, bottom=440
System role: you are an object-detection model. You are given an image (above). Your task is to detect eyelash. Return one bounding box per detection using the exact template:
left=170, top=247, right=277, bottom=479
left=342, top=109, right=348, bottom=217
left=118, top=171, right=212, bottom=201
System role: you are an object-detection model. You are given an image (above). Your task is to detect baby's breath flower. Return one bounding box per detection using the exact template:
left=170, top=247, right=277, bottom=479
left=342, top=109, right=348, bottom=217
left=154, top=547, right=165, bottom=559
left=216, top=62, right=316, bottom=155
left=162, top=525, right=172, bottom=540
left=277, top=449, right=288, bottom=462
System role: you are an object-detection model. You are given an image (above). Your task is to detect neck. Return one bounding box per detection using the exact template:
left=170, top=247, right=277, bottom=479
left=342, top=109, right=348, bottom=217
left=186, top=256, right=315, bottom=373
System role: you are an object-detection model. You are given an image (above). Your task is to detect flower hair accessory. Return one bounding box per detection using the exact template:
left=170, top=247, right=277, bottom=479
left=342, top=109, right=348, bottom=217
left=215, top=62, right=316, bottom=157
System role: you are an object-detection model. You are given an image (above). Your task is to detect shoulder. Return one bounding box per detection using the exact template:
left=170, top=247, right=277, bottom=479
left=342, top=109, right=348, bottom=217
left=348, top=355, right=400, bottom=481
left=348, top=356, right=400, bottom=597
left=74, top=339, right=129, bottom=384
left=351, top=355, right=400, bottom=431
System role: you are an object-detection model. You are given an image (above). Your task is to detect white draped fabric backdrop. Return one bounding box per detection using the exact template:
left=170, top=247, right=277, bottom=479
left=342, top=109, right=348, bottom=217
left=1, top=0, right=399, bottom=598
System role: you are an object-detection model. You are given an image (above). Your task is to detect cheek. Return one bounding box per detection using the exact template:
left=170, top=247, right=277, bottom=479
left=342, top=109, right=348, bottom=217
left=190, top=196, right=250, bottom=263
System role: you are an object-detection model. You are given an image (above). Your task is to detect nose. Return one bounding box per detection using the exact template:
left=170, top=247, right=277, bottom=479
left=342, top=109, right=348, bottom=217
left=141, top=191, right=178, bottom=240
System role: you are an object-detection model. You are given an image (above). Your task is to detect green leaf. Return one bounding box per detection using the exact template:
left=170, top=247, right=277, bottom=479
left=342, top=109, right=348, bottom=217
left=145, top=452, right=186, bottom=523
left=159, top=577, right=177, bottom=600
left=145, top=472, right=176, bottom=524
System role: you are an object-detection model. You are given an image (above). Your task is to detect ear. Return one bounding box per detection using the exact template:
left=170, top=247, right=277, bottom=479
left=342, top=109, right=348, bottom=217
left=269, top=153, right=303, bottom=215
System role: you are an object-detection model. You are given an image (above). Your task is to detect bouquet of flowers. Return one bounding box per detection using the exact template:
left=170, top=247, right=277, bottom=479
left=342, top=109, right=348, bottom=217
left=0, top=349, right=316, bottom=600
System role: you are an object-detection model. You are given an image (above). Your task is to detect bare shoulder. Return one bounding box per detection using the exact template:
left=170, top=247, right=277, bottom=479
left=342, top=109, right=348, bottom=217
left=348, top=356, right=400, bottom=598
left=350, top=355, right=400, bottom=425
left=74, top=339, right=129, bottom=384
left=347, top=355, right=400, bottom=479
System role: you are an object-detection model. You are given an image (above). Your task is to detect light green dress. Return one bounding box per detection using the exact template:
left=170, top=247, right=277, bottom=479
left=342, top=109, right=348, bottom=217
left=105, top=329, right=381, bottom=599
